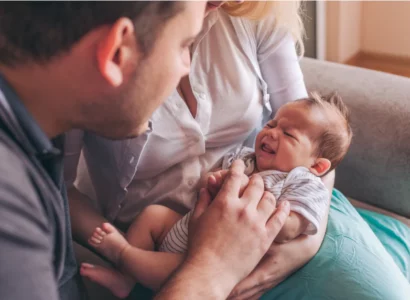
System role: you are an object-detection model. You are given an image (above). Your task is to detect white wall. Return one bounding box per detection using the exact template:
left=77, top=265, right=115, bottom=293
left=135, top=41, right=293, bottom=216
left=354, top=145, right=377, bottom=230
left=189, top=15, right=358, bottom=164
left=326, top=1, right=362, bottom=63
left=362, top=2, right=410, bottom=58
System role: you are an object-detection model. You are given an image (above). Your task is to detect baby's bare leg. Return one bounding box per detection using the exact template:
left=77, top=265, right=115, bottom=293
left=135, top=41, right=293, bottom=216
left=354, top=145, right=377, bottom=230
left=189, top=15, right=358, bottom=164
left=126, top=204, right=183, bottom=250
left=119, top=205, right=185, bottom=290
left=82, top=222, right=137, bottom=298
left=82, top=205, right=184, bottom=296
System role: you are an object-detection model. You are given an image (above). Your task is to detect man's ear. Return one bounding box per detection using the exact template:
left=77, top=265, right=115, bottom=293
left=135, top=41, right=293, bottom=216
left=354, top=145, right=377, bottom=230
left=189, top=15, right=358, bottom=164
left=97, top=18, right=136, bottom=87
left=309, top=158, right=331, bottom=176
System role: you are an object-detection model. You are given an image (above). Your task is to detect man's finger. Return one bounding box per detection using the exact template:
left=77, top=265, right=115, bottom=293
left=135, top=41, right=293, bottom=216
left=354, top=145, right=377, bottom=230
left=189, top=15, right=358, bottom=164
left=256, top=191, right=277, bottom=221
left=215, top=169, right=248, bottom=197
left=191, top=188, right=212, bottom=221
left=217, top=160, right=246, bottom=200
left=266, top=201, right=290, bottom=237
left=240, top=174, right=264, bottom=208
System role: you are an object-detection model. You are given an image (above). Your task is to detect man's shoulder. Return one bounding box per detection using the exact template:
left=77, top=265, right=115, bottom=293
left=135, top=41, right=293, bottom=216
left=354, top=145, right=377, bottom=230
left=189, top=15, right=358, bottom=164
left=0, top=134, right=46, bottom=215
left=0, top=137, right=29, bottom=184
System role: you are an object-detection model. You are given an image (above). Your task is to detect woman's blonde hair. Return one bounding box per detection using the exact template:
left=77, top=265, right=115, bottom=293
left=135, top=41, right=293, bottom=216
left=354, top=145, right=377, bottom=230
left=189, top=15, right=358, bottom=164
left=222, top=1, right=305, bottom=56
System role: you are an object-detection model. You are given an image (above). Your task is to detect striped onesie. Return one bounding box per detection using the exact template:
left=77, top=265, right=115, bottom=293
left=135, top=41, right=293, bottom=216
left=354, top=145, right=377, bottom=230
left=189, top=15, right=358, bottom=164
left=159, top=146, right=329, bottom=254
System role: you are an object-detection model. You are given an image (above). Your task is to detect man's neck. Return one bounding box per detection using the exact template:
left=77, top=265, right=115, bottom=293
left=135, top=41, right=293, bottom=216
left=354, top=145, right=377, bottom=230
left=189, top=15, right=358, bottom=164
left=0, top=65, right=72, bottom=138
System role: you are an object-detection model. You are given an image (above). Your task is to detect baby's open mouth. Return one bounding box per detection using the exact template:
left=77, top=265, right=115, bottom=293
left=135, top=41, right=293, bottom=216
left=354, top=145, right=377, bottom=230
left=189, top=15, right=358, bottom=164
left=262, top=143, right=276, bottom=154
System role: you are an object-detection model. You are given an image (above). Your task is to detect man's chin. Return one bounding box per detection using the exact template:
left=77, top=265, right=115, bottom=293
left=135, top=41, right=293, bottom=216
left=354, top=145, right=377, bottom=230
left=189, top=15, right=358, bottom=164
left=129, top=122, right=150, bottom=137
left=90, top=122, right=149, bottom=141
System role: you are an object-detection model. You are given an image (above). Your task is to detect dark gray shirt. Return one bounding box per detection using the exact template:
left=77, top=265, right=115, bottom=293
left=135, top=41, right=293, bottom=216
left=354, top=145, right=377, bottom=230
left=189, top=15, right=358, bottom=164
left=0, top=75, right=85, bottom=300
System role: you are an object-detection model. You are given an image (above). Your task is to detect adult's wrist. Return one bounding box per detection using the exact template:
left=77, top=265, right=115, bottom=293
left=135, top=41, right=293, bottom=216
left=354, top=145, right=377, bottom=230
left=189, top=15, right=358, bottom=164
left=179, top=254, right=240, bottom=299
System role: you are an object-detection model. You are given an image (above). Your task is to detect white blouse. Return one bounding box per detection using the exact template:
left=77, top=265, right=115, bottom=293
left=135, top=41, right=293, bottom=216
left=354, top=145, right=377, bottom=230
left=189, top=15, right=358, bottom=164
left=64, top=10, right=307, bottom=227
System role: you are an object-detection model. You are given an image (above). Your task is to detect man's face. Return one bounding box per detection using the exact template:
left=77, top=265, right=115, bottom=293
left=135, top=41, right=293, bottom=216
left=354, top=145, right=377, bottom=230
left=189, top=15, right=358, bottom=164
left=83, top=2, right=206, bottom=139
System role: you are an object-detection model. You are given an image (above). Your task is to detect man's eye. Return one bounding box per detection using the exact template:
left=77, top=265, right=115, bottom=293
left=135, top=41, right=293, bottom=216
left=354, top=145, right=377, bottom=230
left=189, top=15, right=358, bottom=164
left=265, top=124, right=273, bottom=128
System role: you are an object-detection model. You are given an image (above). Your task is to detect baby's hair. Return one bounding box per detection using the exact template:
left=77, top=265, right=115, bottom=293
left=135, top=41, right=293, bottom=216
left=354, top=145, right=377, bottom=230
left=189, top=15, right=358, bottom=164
left=299, top=92, right=353, bottom=174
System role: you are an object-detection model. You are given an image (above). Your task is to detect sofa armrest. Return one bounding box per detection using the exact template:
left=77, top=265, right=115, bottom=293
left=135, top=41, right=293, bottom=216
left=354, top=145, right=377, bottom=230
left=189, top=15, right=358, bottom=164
left=301, top=58, right=410, bottom=218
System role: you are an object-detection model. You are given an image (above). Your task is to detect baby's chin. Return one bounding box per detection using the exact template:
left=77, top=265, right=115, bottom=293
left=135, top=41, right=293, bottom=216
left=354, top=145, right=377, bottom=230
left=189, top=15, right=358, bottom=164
left=255, top=155, right=276, bottom=172
left=255, top=155, right=295, bottom=173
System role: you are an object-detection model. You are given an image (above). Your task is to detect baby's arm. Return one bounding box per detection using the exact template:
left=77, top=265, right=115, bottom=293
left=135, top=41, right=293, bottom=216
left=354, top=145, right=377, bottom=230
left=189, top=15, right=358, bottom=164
left=272, top=169, right=329, bottom=243
left=274, top=211, right=310, bottom=243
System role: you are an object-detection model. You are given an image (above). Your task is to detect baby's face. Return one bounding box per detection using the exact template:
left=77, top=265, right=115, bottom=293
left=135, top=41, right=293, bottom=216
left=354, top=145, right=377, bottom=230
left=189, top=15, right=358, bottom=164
left=254, top=101, right=327, bottom=173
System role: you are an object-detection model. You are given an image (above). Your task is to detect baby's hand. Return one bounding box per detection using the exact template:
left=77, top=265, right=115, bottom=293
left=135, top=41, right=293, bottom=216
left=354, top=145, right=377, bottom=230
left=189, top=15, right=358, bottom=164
left=207, top=170, right=229, bottom=198
left=206, top=166, right=250, bottom=199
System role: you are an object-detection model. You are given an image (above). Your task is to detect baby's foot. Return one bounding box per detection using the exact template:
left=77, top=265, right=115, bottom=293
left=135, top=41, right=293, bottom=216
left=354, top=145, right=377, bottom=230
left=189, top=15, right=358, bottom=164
left=80, top=263, right=135, bottom=299
left=88, top=222, right=129, bottom=266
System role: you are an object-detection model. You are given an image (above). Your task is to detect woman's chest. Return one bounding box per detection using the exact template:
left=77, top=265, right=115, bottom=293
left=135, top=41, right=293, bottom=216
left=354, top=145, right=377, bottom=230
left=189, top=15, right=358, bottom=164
left=134, top=21, right=266, bottom=178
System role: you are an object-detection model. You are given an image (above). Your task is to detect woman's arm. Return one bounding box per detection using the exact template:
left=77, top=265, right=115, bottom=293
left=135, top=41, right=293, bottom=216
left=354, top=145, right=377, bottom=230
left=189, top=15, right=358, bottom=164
left=274, top=212, right=310, bottom=243
left=258, top=25, right=308, bottom=113
left=64, top=130, right=111, bottom=249
left=68, top=186, right=112, bottom=248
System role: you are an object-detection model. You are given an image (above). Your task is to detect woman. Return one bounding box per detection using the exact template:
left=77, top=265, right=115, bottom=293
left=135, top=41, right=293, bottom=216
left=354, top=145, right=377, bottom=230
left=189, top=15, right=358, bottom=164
left=66, top=1, right=331, bottom=298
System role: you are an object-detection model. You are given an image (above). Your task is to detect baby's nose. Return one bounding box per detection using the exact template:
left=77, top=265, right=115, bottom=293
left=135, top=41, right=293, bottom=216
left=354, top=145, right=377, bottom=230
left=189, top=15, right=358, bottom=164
left=267, top=128, right=278, bottom=140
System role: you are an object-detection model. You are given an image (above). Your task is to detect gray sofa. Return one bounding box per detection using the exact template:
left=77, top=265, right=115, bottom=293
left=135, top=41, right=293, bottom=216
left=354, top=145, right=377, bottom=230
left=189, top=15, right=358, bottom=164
left=301, top=58, right=410, bottom=220
left=79, top=58, right=410, bottom=300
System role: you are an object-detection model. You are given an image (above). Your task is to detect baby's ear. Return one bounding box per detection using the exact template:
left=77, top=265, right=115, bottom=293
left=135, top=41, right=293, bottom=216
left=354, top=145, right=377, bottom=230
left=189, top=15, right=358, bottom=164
left=310, top=158, right=331, bottom=176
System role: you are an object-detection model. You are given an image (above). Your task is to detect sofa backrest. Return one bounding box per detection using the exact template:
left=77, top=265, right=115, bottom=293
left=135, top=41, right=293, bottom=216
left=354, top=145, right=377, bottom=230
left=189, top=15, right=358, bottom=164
left=301, top=58, right=410, bottom=218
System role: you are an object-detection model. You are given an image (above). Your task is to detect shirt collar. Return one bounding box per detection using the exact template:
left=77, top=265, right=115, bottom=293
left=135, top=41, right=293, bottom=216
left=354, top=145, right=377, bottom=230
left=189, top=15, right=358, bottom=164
left=0, top=74, right=60, bottom=157
left=192, top=10, right=219, bottom=52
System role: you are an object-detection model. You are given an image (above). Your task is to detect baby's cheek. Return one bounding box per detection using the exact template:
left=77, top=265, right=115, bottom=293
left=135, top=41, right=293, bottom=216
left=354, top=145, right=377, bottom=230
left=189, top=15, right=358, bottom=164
left=255, top=133, right=264, bottom=147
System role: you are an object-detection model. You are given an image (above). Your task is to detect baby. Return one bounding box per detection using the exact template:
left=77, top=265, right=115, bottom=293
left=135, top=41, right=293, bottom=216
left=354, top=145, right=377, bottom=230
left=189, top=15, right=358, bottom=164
left=81, top=92, right=353, bottom=298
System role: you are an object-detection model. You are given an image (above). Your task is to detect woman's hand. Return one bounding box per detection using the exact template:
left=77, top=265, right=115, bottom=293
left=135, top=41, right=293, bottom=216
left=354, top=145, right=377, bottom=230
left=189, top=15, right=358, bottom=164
left=227, top=218, right=326, bottom=299
left=227, top=170, right=335, bottom=299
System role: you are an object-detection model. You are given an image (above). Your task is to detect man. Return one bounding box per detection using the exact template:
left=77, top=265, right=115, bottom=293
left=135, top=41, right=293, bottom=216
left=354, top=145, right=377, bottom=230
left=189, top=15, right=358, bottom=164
left=0, top=2, right=289, bottom=300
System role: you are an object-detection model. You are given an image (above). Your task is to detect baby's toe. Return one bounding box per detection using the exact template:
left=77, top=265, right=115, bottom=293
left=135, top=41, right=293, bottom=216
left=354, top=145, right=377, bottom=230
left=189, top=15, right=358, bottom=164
left=96, top=227, right=107, bottom=236
left=89, top=236, right=102, bottom=245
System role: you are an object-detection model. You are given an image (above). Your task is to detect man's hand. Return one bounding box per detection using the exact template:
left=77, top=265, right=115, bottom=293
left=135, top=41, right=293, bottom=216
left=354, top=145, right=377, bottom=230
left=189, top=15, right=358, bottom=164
left=185, top=160, right=291, bottom=298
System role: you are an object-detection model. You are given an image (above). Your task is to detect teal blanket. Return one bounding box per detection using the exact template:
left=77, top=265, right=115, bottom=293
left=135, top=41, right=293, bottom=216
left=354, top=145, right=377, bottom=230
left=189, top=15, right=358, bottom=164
left=261, top=189, right=410, bottom=300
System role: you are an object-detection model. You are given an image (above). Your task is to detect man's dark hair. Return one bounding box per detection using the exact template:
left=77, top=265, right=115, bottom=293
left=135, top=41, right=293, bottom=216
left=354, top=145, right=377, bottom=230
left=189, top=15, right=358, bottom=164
left=0, top=1, right=183, bottom=66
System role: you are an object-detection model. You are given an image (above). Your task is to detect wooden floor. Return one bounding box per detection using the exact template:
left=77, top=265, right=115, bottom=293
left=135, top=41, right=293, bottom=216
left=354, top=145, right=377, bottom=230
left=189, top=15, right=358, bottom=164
left=345, top=52, right=410, bottom=78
